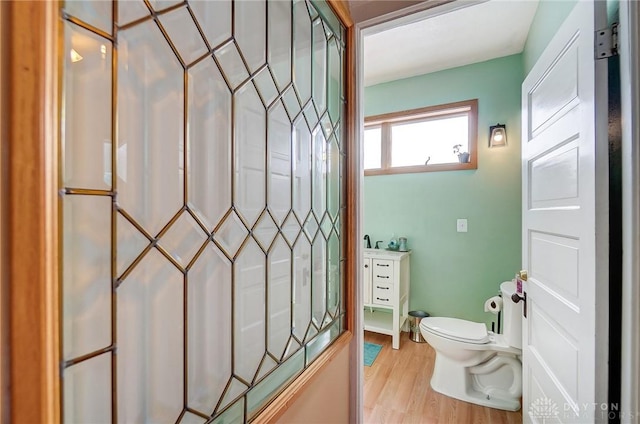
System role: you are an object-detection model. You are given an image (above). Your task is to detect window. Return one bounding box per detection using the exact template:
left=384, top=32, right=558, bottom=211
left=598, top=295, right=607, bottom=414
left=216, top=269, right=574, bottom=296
left=364, top=99, right=478, bottom=175
left=58, top=0, right=347, bottom=422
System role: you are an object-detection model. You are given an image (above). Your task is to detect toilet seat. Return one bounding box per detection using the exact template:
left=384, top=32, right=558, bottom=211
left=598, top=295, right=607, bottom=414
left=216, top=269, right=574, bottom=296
left=420, top=317, right=489, bottom=344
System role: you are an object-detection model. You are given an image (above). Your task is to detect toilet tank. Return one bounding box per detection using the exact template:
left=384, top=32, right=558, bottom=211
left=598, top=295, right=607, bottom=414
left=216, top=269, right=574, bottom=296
left=500, top=281, right=522, bottom=349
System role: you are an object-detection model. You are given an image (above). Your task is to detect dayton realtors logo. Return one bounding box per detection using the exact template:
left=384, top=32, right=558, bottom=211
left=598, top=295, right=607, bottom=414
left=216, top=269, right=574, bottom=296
left=529, top=397, right=559, bottom=423
left=530, top=398, right=623, bottom=421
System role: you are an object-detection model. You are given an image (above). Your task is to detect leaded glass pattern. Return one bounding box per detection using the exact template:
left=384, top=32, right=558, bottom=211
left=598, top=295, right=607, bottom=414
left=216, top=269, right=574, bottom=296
left=59, top=0, right=346, bottom=422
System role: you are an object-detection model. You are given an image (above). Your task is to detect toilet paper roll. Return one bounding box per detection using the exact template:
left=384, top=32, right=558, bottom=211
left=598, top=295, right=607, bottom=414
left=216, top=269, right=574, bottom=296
left=484, top=296, right=503, bottom=314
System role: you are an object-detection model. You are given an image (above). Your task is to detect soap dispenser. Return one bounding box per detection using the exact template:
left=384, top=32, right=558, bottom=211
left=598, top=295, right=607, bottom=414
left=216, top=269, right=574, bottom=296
left=388, top=234, right=398, bottom=250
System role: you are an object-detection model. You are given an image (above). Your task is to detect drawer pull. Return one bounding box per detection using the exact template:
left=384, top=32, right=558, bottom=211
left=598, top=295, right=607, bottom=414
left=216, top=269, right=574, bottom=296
left=376, top=264, right=390, bottom=267
left=376, top=275, right=389, bottom=279
left=376, top=286, right=389, bottom=290
left=376, top=297, right=389, bottom=302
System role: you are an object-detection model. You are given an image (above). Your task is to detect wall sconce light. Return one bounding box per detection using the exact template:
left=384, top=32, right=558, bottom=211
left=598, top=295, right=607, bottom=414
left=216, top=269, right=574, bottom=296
left=489, top=123, right=507, bottom=148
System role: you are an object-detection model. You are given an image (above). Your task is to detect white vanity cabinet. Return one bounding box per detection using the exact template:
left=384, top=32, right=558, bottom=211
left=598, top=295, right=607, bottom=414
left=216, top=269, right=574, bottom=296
left=363, top=249, right=410, bottom=349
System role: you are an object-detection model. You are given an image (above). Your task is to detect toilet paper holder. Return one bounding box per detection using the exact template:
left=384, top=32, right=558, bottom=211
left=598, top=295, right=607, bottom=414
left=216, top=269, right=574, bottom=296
left=484, top=295, right=503, bottom=334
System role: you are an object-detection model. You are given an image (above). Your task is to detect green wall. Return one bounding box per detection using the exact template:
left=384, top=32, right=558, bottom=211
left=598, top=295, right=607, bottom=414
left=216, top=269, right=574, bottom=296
left=522, top=0, right=577, bottom=74
left=364, top=54, right=523, bottom=326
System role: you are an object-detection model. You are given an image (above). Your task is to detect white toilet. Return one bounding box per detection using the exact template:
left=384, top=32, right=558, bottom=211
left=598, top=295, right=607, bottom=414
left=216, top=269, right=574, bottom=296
left=419, top=281, right=523, bottom=411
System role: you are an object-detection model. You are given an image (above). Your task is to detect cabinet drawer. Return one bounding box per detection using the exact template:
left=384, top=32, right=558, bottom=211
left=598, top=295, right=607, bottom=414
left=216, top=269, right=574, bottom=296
left=372, top=259, right=393, bottom=281
left=372, top=284, right=393, bottom=306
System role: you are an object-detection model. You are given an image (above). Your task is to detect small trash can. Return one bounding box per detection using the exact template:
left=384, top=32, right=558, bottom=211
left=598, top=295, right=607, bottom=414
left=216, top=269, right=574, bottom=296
left=408, top=310, right=430, bottom=343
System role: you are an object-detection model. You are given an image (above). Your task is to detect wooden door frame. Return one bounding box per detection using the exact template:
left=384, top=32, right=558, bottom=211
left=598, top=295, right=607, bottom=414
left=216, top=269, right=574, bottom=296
left=0, top=1, right=8, bottom=422
left=4, top=0, right=61, bottom=419
left=5, top=1, right=356, bottom=423
left=6, top=1, right=60, bottom=423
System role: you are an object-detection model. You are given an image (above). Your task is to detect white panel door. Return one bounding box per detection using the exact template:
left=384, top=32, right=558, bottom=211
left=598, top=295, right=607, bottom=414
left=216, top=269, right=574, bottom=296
left=521, top=1, right=609, bottom=422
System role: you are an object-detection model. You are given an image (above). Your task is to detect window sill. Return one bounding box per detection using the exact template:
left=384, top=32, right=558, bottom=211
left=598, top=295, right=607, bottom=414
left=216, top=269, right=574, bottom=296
left=365, top=161, right=477, bottom=176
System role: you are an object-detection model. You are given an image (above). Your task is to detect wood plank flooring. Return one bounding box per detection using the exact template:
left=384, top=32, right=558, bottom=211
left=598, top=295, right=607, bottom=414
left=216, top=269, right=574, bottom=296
left=363, top=331, right=523, bottom=424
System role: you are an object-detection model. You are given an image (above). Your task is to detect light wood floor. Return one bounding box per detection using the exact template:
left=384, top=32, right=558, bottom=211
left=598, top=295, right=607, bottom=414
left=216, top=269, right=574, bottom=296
left=363, top=331, right=523, bottom=424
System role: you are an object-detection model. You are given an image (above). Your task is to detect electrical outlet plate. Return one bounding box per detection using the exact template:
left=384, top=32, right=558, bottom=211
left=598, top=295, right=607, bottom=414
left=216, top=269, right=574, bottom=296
left=456, top=218, right=468, bottom=233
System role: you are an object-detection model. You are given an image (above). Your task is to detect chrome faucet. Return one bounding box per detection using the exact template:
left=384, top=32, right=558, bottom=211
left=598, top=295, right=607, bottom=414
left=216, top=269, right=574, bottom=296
left=364, top=234, right=371, bottom=249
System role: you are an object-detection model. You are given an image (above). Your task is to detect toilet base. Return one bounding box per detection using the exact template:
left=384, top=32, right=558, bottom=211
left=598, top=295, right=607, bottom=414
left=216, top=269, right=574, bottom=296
left=430, top=353, right=522, bottom=411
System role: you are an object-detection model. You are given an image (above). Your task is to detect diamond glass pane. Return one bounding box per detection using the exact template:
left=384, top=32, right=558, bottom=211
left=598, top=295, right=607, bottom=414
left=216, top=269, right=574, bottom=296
left=159, top=211, right=208, bottom=268
left=282, top=86, right=302, bottom=119
left=253, top=212, right=278, bottom=252
left=189, top=0, right=231, bottom=48
left=268, top=0, right=292, bottom=91
left=188, top=57, right=232, bottom=230
left=214, top=211, right=249, bottom=259
left=63, top=195, right=111, bottom=360
left=117, top=249, right=183, bottom=422
left=303, top=213, right=319, bottom=241
left=254, top=67, right=279, bottom=108
left=293, top=0, right=312, bottom=104
left=281, top=212, right=302, bottom=246
left=268, top=101, right=292, bottom=224
left=320, top=113, right=333, bottom=141
left=235, top=0, right=266, bottom=73
left=312, top=19, right=327, bottom=115
left=214, top=42, right=249, bottom=90
left=292, top=238, right=311, bottom=342
left=63, top=22, right=112, bottom=190
left=63, top=354, right=111, bottom=424
left=158, top=6, right=208, bottom=66
left=304, top=102, right=320, bottom=132
left=319, top=213, right=332, bottom=239
left=188, top=243, right=232, bottom=413
left=118, top=20, right=184, bottom=236
left=268, top=236, right=291, bottom=358
left=234, top=82, right=266, bottom=226
left=234, top=240, right=266, bottom=383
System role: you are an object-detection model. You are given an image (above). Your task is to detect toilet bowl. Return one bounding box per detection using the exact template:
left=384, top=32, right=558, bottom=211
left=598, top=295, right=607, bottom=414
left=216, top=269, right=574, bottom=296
left=419, top=281, right=523, bottom=411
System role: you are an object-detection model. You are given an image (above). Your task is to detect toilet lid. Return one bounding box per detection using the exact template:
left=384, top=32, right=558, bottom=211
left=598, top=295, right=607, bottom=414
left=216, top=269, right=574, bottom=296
left=420, top=317, right=489, bottom=344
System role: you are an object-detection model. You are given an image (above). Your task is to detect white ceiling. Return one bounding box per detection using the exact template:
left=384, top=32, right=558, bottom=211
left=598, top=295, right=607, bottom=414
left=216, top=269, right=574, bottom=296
left=363, top=0, right=539, bottom=87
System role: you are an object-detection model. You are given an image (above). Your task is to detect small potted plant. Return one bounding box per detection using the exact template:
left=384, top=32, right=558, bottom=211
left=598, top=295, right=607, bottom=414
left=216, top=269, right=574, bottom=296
left=453, top=144, right=470, bottom=163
